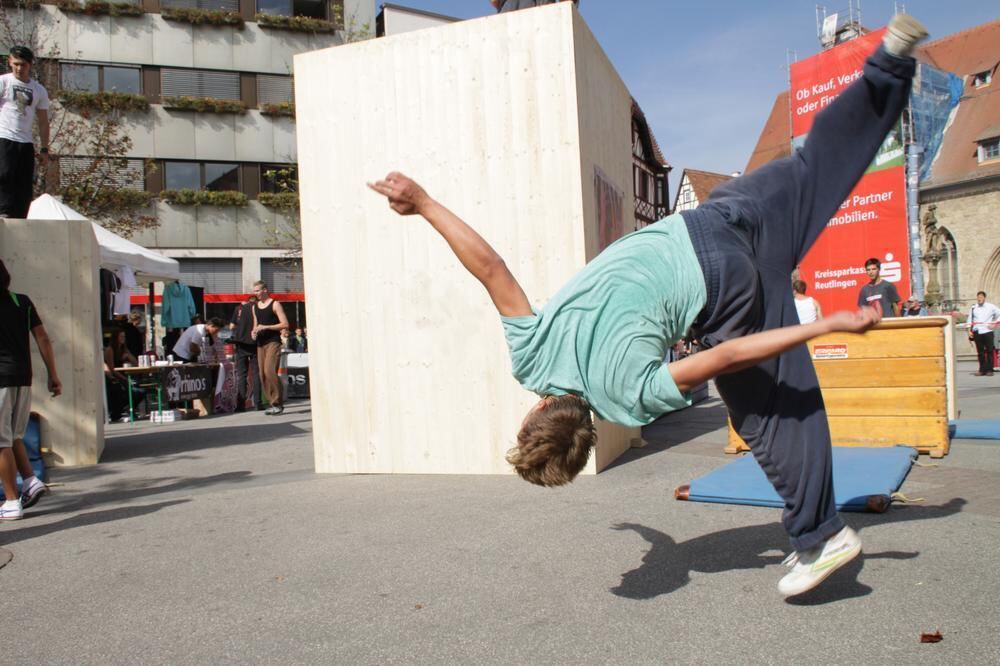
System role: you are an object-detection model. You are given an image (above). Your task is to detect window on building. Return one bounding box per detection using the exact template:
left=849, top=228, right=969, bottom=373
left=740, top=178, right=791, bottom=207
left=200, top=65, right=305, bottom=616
left=164, top=162, right=201, bottom=190
left=177, top=258, right=243, bottom=294
left=205, top=163, right=239, bottom=191
left=654, top=178, right=665, bottom=207
left=161, top=0, right=239, bottom=11
left=164, top=161, right=240, bottom=191
left=260, top=164, right=298, bottom=193
left=257, top=74, right=294, bottom=106
left=979, top=138, right=1000, bottom=163
left=161, top=68, right=240, bottom=101
left=60, top=157, right=146, bottom=191
left=939, top=228, right=959, bottom=305
left=256, top=0, right=326, bottom=18
left=103, top=66, right=142, bottom=94
left=61, top=63, right=141, bottom=94
left=972, top=70, right=992, bottom=88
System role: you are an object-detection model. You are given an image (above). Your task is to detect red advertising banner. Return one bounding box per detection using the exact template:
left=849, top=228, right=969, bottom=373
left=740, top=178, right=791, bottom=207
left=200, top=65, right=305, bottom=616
left=790, top=30, right=884, bottom=137
left=798, top=165, right=909, bottom=310
left=791, top=28, right=911, bottom=314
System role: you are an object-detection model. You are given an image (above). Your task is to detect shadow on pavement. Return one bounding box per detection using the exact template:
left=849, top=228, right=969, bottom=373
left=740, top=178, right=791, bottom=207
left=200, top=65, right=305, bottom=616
left=610, top=497, right=966, bottom=603
left=98, top=420, right=310, bottom=463
left=0, top=499, right=190, bottom=548
left=37, top=471, right=254, bottom=515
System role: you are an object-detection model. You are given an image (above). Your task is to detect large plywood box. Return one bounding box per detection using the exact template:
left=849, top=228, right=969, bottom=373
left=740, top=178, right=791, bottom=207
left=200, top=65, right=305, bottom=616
left=295, top=3, right=640, bottom=474
left=0, top=219, right=105, bottom=465
left=726, top=317, right=956, bottom=458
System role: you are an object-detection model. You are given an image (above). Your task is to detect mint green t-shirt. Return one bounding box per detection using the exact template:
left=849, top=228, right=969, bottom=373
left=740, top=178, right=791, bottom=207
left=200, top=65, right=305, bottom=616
left=501, top=214, right=707, bottom=427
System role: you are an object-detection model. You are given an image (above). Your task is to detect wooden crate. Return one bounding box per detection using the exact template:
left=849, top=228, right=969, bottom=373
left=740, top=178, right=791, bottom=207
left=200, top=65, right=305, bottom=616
left=726, top=317, right=955, bottom=458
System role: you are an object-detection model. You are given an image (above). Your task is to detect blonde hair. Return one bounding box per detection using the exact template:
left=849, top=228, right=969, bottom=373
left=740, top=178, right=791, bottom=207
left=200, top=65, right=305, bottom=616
left=506, top=395, right=596, bottom=487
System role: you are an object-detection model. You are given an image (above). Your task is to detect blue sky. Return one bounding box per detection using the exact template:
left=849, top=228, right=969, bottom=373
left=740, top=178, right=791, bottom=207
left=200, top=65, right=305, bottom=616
left=385, top=1, right=997, bottom=202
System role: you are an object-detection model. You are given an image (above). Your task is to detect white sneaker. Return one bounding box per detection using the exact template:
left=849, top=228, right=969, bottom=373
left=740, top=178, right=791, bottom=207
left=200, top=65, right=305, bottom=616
left=21, top=477, right=48, bottom=509
left=778, top=526, right=862, bottom=597
left=883, top=14, right=928, bottom=58
left=0, top=499, right=23, bottom=521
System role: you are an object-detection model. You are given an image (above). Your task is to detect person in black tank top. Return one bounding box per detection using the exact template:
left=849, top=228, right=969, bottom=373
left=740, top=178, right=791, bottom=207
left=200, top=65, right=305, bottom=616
left=251, top=280, right=289, bottom=414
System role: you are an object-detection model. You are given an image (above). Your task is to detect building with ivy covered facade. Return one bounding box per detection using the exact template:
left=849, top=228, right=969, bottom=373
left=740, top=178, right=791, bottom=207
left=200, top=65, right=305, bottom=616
left=3, top=0, right=374, bottom=327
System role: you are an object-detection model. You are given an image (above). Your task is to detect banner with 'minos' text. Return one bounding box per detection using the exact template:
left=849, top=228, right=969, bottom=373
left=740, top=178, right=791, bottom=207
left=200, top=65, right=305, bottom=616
left=790, top=29, right=911, bottom=315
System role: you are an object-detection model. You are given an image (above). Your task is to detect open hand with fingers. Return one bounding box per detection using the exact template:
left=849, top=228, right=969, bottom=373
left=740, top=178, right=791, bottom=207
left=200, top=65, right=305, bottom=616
left=367, top=171, right=432, bottom=216
left=826, top=306, right=882, bottom=334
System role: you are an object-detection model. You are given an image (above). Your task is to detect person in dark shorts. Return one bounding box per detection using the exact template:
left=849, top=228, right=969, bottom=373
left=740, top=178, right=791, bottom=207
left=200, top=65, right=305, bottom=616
left=230, top=295, right=261, bottom=411
left=368, top=16, right=928, bottom=597
left=0, top=46, right=50, bottom=218
left=251, top=280, right=289, bottom=415
left=0, top=259, right=61, bottom=520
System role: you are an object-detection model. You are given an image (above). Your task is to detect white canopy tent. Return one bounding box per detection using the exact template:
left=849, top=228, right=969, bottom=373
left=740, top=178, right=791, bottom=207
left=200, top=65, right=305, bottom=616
left=27, top=194, right=180, bottom=285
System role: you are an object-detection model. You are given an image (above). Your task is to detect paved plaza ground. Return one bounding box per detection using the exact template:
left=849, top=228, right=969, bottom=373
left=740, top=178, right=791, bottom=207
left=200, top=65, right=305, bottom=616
left=2, top=361, right=998, bottom=663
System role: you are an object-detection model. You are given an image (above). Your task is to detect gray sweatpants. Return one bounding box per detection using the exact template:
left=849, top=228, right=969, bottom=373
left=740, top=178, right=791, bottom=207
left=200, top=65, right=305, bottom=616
left=0, top=385, right=32, bottom=449
left=680, top=45, right=915, bottom=551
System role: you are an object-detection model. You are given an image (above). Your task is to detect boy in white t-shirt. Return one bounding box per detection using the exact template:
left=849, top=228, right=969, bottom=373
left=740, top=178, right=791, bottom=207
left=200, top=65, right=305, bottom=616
left=0, top=46, right=50, bottom=218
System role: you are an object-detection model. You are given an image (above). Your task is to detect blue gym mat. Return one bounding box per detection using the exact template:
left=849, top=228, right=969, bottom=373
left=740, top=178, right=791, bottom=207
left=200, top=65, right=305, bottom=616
left=676, top=446, right=917, bottom=513
left=949, top=420, right=1000, bottom=440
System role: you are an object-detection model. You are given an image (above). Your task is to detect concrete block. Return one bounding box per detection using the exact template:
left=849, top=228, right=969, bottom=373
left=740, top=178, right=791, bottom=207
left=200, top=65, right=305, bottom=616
left=35, top=7, right=68, bottom=57
left=110, top=16, right=153, bottom=64
left=192, top=114, right=237, bottom=162
left=295, top=4, right=639, bottom=475
left=270, top=32, right=312, bottom=78
left=270, top=116, right=297, bottom=162
left=123, top=113, right=156, bottom=158
left=0, top=219, right=104, bottom=465
left=233, top=25, right=273, bottom=74
left=234, top=112, right=274, bottom=163
left=194, top=207, right=239, bottom=248
left=235, top=203, right=274, bottom=248
left=152, top=203, right=199, bottom=247
left=192, top=25, right=235, bottom=70
left=66, top=14, right=112, bottom=62
left=151, top=16, right=194, bottom=68
left=152, top=107, right=196, bottom=159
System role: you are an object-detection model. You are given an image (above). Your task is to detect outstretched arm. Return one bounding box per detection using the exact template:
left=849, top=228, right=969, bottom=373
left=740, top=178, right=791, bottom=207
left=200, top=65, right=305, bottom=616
left=668, top=307, right=882, bottom=392
left=33, top=324, right=61, bottom=396
left=368, top=172, right=532, bottom=317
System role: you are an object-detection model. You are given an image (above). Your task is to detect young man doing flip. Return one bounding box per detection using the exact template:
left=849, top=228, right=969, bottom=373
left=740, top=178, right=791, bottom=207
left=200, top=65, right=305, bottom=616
left=368, top=15, right=927, bottom=597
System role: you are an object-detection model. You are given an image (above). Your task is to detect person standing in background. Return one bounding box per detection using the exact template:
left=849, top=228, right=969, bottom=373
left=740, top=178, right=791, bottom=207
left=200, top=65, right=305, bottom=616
left=0, top=46, right=49, bottom=219
left=252, top=281, right=289, bottom=415
left=292, top=327, right=307, bottom=353
left=792, top=280, right=823, bottom=324
left=969, top=291, right=1000, bottom=377
left=857, top=257, right=900, bottom=317
left=230, top=295, right=260, bottom=412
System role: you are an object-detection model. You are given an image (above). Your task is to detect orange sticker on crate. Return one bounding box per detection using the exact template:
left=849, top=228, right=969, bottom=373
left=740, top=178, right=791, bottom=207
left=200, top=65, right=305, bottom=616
left=813, top=344, right=849, bottom=360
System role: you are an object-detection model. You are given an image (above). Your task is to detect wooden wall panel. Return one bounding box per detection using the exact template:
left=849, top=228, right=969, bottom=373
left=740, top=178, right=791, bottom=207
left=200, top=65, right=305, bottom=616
left=815, top=357, right=945, bottom=388
left=295, top=4, right=638, bottom=474
left=821, top=387, right=946, bottom=417
left=0, top=219, right=104, bottom=465
left=807, top=327, right=943, bottom=359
